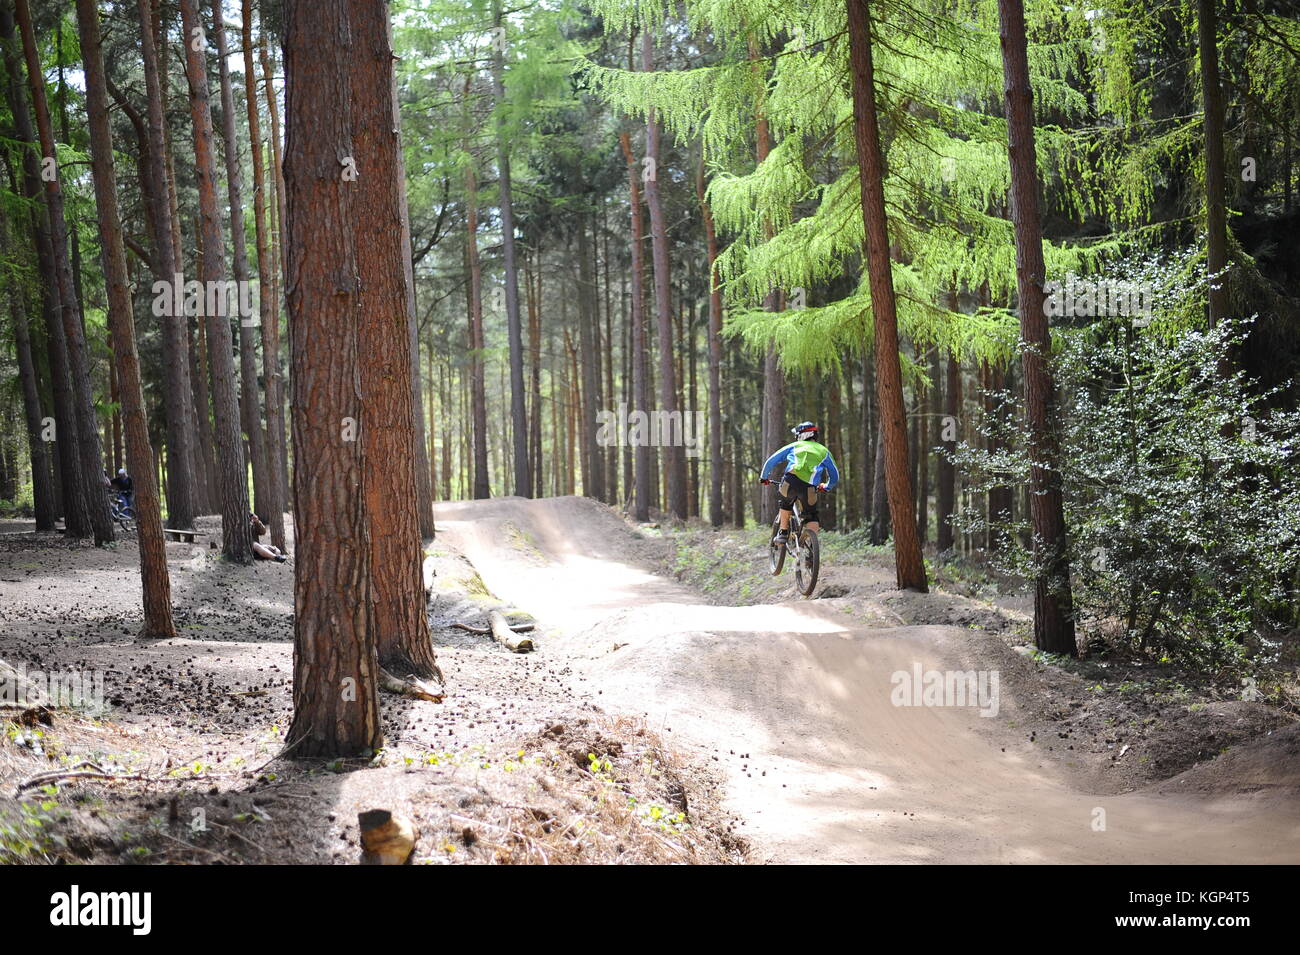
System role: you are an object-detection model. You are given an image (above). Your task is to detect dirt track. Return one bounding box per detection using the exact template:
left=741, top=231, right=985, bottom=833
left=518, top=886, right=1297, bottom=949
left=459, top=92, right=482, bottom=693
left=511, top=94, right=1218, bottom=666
left=435, top=495, right=1300, bottom=864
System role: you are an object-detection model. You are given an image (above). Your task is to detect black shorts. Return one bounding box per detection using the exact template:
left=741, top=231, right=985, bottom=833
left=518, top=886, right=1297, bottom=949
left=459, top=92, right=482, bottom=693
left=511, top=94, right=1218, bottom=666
left=775, top=473, right=820, bottom=523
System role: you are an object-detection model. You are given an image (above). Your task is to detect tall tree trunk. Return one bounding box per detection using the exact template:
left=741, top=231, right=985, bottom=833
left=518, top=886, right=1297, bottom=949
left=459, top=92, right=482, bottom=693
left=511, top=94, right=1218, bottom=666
left=0, top=208, right=55, bottom=529
left=259, top=36, right=292, bottom=510
left=937, top=346, right=959, bottom=553
left=240, top=0, right=287, bottom=552
left=463, top=94, right=490, bottom=500
left=283, top=0, right=382, bottom=758
left=491, top=0, right=530, bottom=498
left=211, top=0, right=270, bottom=526
left=698, top=158, right=724, bottom=528
left=1198, top=0, right=1229, bottom=325
left=179, top=0, right=253, bottom=562
left=136, top=0, right=197, bottom=531
left=15, top=0, right=114, bottom=544
left=620, top=129, right=650, bottom=522
left=846, top=0, right=926, bottom=591
left=576, top=214, right=604, bottom=500
left=754, top=40, right=784, bottom=527
left=350, top=0, right=441, bottom=682
left=75, top=0, right=175, bottom=636
left=642, top=31, right=686, bottom=520
left=998, top=0, right=1075, bottom=653
left=1, top=5, right=77, bottom=531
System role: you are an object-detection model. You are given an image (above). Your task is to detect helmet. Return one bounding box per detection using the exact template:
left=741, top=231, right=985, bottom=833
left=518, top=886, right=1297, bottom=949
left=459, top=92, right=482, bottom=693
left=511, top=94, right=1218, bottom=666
left=117, top=468, right=127, bottom=476
left=792, top=421, right=819, bottom=439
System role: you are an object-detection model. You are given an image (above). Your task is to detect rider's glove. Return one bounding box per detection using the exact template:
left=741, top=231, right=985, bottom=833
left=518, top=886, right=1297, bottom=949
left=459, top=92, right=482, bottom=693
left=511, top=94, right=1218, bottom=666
left=817, top=483, right=828, bottom=492
left=760, top=478, right=772, bottom=486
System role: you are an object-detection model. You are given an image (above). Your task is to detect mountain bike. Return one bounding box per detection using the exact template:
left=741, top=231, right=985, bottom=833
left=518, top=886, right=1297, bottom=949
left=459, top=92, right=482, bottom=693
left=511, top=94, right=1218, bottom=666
left=762, top=479, right=825, bottom=598
left=107, top=489, right=135, bottom=534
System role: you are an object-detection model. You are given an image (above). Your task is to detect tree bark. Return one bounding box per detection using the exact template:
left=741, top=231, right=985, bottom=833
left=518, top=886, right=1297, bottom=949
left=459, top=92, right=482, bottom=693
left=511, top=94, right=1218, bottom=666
left=283, top=0, right=382, bottom=758
left=15, top=0, right=114, bottom=545
left=179, top=0, right=253, bottom=562
left=75, top=0, right=175, bottom=636
left=998, top=0, right=1075, bottom=653
left=350, top=0, right=441, bottom=682
left=846, top=0, right=926, bottom=590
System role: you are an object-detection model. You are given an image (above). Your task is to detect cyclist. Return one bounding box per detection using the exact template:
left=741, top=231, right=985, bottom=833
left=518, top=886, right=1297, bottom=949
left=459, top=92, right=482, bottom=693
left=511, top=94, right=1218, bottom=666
left=109, top=467, right=134, bottom=513
left=759, top=421, right=839, bottom=545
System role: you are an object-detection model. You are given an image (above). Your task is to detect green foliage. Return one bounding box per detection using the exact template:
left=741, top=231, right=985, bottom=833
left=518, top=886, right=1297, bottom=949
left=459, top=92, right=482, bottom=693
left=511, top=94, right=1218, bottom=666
left=957, top=274, right=1300, bottom=667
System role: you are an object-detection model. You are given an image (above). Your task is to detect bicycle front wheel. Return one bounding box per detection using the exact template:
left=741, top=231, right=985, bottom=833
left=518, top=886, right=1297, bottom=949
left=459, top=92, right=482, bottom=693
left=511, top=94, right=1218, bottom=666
left=768, top=516, right=786, bottom=576
left=794, top=528, right=819, bottom=597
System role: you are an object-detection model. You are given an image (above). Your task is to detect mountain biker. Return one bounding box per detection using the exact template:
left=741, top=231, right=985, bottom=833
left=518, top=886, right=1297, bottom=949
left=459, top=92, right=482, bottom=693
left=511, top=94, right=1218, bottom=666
left=759, top=421, right=839, bottom=545
left=109, top=467, right=134, bottom=512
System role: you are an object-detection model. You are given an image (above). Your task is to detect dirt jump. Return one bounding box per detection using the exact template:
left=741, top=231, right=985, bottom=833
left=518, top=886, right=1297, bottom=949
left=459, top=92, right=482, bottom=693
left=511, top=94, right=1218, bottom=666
left=435, top=496, right=1300, bottom=864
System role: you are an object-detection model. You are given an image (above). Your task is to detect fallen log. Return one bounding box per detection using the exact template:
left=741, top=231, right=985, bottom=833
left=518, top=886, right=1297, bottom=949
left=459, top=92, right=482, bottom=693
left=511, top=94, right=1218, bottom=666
left=451, top=620, right=535, bottom=636
left=378, top=668, right=444, bottom=703
left=489, top=611, right=535, bottom=653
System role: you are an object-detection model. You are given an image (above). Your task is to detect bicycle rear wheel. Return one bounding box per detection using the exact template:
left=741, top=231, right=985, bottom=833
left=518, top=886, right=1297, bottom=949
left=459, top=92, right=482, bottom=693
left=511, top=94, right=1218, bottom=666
left=794, top=528, right=820, bottom=597
left=768, top=515, right=786, bottom=575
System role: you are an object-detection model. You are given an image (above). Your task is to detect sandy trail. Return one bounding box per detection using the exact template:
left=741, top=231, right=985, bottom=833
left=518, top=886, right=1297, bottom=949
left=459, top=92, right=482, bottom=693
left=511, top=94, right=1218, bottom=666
left=435, top=496, right=1300, bottom=864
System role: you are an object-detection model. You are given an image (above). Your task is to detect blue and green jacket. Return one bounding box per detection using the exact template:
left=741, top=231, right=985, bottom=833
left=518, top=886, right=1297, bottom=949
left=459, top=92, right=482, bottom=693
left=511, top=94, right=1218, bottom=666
left=761, top=439, right=839, bottom=489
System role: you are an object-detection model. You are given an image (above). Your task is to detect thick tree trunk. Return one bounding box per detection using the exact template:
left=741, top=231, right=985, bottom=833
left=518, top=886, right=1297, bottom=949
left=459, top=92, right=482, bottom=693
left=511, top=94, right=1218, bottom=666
left=136, top=0, right=197, bottom=531
left=619, top=130, right=651, bottom=522
left=75, top=0, right=175, bottom=637
left=846, top=0, right=926, bottom=590
left=15, top=0, right=114, bottom=545
left=283, top=0, right=382, bottom=758
left=179, top=0, right=253, bottom=562
left=350, top=0, right=441, bottom=682
left=641, top=31, right=687, bottom=520
left=998, top=0, right=1075, bottom=653
left=1198, top=0, right=1230, bottom=325
left=211, top=0, right=270, bottom=527
left=241, top=0, right=287, bottom=552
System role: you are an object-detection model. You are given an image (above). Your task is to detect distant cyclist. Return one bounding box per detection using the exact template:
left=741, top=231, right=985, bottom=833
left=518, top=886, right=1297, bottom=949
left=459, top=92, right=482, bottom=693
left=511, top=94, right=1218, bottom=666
left=109, top=467, right=134, bottom=513
left=759, top=421, right=839, bottom=544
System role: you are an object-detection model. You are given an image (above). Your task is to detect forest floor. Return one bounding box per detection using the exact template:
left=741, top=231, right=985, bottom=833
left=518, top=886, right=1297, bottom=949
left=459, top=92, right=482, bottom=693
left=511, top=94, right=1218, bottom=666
left=0, top=515, right=744, bottom=864
left=2, top=497, right=1298, bottom=864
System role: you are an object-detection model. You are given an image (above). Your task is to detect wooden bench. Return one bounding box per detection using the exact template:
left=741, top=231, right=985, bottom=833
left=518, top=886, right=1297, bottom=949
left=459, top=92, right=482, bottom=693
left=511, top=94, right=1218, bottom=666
left=161, top=528, right=202, bottom=543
